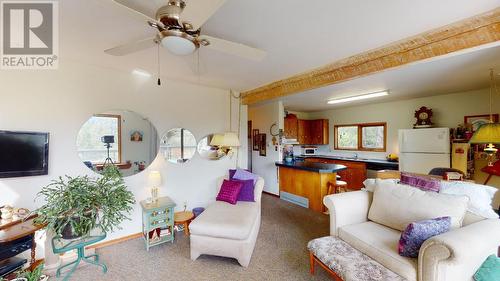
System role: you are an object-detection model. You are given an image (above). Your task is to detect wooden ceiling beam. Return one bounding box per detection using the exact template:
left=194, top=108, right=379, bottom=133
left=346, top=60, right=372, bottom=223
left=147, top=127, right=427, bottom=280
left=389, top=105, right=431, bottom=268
left=241, top=8, right=500, bottom=105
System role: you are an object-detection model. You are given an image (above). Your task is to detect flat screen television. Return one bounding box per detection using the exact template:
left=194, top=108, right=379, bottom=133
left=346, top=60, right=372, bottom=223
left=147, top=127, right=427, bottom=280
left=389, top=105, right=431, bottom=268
left=0, top=131, right=49, bottom=178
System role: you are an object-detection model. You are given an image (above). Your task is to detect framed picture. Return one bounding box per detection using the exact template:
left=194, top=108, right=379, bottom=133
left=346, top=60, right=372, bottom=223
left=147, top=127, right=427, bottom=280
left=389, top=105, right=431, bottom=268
left=259, top=133, right=266, bottom=156
left=464, top=114, right=499, bottom=132
left=252, top=129, right=259, bottom=151
left=130, top=130, right=144, bottom=142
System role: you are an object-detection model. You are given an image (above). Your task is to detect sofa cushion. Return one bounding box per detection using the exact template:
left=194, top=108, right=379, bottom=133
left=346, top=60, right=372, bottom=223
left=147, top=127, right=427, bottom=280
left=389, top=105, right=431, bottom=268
left=368, top=181, right=469, bottom=231
left=400, top=172, right=441, bottom=192
left=339, top=221, right=417, bottom=281
left=439, top=181, right=499, bottom=219
left=189, top=201, right=259, bottom=240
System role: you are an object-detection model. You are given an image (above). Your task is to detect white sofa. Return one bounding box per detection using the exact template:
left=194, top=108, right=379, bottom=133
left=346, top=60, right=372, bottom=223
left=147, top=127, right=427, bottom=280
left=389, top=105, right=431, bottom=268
left=189, top=176, right=264, bottom=267
left=323, top=181, right=500, bottom=281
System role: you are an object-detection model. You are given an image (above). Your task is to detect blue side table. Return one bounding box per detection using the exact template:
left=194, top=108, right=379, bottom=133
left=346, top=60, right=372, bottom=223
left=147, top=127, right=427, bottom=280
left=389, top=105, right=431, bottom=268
left=52, top=228, right=107, bottom=281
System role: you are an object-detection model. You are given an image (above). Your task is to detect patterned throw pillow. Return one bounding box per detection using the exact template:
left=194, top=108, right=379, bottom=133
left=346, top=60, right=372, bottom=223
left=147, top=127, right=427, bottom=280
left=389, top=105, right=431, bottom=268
left=398, top=217, right=451, bottom=258
left=216, top=179, right=243, bottom=205
left=474, top=255, right=500, bottom=281
left=400, top=172, right=441, bottom=192
left=230, top=179, right=255, bottom=202
left=232, top=169, right=259, bottom=185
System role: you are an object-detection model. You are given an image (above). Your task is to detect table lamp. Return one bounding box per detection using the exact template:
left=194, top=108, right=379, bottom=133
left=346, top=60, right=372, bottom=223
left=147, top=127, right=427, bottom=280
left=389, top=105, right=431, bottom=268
left=148, top=171, right=162, bottom=203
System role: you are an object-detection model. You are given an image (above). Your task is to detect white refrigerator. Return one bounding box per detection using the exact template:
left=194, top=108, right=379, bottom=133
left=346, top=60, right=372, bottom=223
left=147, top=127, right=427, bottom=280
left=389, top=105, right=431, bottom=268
left=398, top=128, right=451, bottom=174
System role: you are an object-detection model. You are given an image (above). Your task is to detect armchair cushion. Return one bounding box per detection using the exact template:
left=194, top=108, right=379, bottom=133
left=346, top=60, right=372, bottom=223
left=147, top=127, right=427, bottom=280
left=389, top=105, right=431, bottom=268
left=368, top=181, right=469, bottom=231
left=398, top=217, right=451, bottom=258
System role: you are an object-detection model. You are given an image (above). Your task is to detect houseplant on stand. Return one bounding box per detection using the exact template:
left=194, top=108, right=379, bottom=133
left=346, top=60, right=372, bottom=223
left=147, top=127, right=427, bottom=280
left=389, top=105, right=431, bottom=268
left=35, top=165, right=135, bottom=239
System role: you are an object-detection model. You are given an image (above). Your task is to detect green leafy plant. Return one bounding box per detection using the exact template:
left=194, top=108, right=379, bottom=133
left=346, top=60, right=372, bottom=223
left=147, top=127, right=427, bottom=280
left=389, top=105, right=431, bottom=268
left=35, top=165, right=135, bottom=238
left=19, top=263, right=44, bottom=281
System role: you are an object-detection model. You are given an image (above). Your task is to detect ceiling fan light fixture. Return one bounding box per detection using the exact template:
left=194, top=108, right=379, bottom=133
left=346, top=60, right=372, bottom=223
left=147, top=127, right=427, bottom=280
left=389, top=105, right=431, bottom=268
left=160, top=30, right=199, bottom=56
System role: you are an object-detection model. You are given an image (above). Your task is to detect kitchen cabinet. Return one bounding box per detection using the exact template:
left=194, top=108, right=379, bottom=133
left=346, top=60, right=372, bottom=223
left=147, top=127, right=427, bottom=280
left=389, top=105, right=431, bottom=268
left=304, top=158, right=366, bottom=190
left=284, top=114, right=329, bottom=145
left=284, top=114, right=298, bottom=139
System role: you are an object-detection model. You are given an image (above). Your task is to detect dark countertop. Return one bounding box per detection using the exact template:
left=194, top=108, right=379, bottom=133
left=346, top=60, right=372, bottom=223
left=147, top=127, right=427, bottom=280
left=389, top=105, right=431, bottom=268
left=296, top=155, right=399, bottom=170
left=275, top=161, right=347, bottom=173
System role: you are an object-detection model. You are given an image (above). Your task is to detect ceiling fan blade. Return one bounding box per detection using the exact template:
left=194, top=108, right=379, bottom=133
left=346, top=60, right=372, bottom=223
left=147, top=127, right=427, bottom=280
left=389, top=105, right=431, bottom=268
left=199, top=35, right=267, bottom=61
left=104, top=37, right=157, bottom=56
left=182, top=0, right=227, bottom=30
left=110, top=0, right=157, bottom=22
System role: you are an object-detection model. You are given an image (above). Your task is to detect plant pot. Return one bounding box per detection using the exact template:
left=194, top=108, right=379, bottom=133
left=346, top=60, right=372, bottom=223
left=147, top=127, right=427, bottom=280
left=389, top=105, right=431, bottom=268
left=11, top=278, right=27, bottom=281
left=60, top=211, right=95, bottom=240
left=39, top=274, right=49, bottom=281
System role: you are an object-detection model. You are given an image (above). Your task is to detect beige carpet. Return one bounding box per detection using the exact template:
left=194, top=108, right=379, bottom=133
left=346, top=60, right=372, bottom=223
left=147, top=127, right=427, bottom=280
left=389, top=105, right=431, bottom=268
left=67, top=194, right=332, bottom=281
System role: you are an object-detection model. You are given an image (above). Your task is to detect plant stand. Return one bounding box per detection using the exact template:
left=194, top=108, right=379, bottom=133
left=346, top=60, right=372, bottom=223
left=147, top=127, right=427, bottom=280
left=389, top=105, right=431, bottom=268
left=52, top=229, right=107, bottom=281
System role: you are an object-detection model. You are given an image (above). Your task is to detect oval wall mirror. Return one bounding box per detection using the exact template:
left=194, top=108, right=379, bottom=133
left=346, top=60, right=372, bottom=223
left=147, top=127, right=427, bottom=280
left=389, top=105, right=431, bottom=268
left=76, top=110, right=159, bottom=177
left=197, top=134, right=225, bottom=160
left=160, top=128, right=197, bottom=164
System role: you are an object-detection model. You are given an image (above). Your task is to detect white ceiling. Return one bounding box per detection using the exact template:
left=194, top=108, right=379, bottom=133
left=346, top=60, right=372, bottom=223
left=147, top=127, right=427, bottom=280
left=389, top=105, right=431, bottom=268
left=59, top=0, right=500, bottom=108
left=281, top=44, right=500, bottom=112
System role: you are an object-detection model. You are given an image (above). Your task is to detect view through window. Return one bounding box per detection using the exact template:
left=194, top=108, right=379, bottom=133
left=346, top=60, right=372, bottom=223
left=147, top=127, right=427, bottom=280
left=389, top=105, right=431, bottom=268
left=335, top=123, right=386, bottom=151
left=77, top=115, right=121, bottom=163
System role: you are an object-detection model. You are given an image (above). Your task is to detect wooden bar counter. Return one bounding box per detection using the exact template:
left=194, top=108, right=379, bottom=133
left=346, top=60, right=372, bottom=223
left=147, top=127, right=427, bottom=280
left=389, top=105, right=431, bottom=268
left=276, top=161, right=347, bottom=212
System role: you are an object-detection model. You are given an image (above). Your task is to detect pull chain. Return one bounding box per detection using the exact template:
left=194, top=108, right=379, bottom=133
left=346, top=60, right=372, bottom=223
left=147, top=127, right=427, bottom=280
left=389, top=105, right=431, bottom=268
left=157, top=43, right=161, bottom=86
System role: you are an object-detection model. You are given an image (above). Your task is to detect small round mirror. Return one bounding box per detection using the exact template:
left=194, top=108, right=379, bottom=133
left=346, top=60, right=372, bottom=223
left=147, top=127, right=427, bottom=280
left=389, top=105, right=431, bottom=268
left=76, top=110, right=159, bottom=177
left=160, top=128, right=196, bottom=164
left=197, top=134, right=225, bottom=160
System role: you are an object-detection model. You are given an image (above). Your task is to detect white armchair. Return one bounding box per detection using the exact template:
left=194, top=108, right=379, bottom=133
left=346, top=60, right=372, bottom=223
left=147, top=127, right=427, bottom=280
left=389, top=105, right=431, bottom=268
left=324, top=190, right=500, bottom=281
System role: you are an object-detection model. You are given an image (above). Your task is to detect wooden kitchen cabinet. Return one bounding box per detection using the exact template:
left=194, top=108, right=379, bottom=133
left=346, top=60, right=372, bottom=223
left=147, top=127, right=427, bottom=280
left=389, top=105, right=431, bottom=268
left=285, top=115, right=329, bottom=145
left=284, top=114, right=298, bottom=139
left=304, top=158, right=366, bottom=190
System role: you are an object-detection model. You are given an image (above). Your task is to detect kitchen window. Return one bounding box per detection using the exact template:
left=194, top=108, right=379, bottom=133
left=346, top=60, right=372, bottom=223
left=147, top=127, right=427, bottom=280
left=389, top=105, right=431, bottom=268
left=334, top=122, right=386, bottom=152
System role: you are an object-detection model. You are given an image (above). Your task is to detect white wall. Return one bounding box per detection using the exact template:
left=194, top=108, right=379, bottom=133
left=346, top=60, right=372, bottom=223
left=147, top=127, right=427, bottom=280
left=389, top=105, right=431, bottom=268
left=248, top=101, right=284, bottom=195
left=0, top=60, right=246, bottom=245
left=308, top=88, right=500, bottom=159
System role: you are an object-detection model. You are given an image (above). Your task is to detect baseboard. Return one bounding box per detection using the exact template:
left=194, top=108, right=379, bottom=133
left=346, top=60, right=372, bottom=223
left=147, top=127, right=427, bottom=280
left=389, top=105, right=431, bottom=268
left=86, top=232, right=142, bottom=250
left=263, top=191, right=280, bottom=198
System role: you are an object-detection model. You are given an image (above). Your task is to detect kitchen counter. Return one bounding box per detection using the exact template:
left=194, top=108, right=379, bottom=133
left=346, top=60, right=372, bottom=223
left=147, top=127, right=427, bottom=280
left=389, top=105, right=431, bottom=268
left=296, top=155, right=399, bottom=170
left=275, top=161, right=347, bottom=173
left=275, top=161, right=346, bottom=213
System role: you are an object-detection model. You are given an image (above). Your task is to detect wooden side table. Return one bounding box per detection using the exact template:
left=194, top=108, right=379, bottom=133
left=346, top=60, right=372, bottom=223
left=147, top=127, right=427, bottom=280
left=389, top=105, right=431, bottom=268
left=140, top=196, right=176, bottom=251
left=174, top=211, right=194, bottom=235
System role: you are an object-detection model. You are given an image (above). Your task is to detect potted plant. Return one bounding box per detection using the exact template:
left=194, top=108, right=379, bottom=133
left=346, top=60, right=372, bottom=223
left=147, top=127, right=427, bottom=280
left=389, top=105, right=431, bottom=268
left=35, top=165, right=135, bottom=239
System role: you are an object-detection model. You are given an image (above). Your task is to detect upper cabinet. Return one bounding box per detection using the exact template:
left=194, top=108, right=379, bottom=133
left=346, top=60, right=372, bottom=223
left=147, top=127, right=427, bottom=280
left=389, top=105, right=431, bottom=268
left=284, top=114, right=329, bottom=145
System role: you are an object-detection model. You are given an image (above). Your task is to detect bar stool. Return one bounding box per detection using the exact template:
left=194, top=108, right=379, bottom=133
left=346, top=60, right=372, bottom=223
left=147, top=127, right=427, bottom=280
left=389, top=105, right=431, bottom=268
left=324, top=177, right=348, bottom=215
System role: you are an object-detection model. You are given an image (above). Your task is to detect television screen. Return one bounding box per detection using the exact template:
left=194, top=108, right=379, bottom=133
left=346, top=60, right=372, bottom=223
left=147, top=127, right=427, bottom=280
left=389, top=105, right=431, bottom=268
left=0, top=131, right=49, bottom=178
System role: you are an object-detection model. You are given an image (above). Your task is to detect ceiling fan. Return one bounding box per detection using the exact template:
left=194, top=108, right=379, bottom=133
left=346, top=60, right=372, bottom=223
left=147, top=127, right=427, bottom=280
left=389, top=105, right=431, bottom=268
left=105, top=0, right=267, bottom=61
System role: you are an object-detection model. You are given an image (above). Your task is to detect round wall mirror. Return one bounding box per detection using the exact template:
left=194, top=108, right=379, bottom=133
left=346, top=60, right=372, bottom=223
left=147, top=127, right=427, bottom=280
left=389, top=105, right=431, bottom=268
left=76, top=110, right=159, bottom=177
left=197, top=134, right=225, bottom=160
left=160, top=128, right=196, bottom=164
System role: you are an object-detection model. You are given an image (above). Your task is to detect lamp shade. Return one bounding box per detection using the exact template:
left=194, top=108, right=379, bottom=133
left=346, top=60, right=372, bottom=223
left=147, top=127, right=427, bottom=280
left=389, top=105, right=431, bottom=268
left=210, top=134, right=225, bottom=146
left=148, top=171, right=162, bottom=187
left=469, top=123, right=500, bottom=144
left=221, top=132, right=241, bottom=147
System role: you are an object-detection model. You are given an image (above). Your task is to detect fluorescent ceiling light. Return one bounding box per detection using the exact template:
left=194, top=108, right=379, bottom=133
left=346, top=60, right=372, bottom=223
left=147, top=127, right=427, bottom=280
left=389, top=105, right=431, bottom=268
left=327, top=91, right=389, bottom=104
left=132, top=69, right=151, bottom=77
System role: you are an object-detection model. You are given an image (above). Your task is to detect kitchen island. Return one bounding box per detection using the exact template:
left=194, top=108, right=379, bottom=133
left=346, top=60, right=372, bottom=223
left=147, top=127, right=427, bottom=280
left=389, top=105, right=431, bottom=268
left=275, top=161, right=347, bottom=212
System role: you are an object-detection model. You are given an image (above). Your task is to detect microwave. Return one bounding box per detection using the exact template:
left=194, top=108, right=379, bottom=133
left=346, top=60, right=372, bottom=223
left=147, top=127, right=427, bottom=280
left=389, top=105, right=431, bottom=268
left=302, top=147, right=318, bottom=155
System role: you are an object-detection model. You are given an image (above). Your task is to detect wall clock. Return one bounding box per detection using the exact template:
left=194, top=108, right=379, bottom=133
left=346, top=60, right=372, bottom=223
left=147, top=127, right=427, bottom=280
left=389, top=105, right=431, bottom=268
left=414, top=106, right=433, bottom=128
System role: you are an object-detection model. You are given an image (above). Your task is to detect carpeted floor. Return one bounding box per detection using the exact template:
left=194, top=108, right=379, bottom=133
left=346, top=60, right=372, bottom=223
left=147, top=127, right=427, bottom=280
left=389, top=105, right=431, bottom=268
left=68, top=194, right=332, bottom=280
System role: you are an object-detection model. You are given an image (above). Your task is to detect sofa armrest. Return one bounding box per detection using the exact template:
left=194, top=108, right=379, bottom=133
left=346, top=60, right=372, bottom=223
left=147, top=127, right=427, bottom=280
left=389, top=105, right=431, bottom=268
left=418, top=218, right=500, bottom=281
left=323, top=191, right=372, bottom=236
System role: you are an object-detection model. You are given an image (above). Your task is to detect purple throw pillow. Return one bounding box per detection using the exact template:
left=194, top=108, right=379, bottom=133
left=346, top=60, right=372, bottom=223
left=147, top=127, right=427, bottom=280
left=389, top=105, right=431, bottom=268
left=216, top=179, right=243, bottom=205
left=230, top=179, right=255, bottom=202
left=400, top=172, right=441, bottom=192
left=398, top=217, right=451, bottom=258
left=229, top=169, right=237, bottom=179
left=233, top=169, right=258, bottom=185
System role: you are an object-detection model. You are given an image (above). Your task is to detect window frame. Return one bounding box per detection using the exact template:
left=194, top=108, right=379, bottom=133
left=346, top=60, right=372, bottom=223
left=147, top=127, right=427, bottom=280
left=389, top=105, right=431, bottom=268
left=334, top=122, right=387, bottom=152
left=93, top=114, right=123, bottom=164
